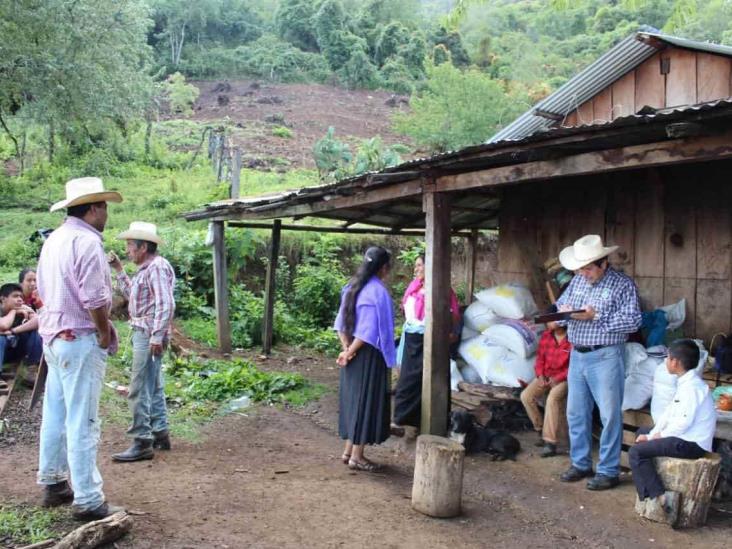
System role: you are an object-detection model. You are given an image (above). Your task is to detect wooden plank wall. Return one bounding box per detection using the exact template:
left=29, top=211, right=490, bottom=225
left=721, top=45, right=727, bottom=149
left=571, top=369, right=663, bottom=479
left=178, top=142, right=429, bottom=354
left=494, top=162, right=732, bottom=345
left=563, top=48, right=732, bottom=127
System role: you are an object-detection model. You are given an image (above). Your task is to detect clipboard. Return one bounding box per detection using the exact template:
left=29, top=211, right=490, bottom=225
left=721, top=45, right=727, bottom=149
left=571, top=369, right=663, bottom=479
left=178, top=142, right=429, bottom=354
left=533, top=309, right=586, bottom=324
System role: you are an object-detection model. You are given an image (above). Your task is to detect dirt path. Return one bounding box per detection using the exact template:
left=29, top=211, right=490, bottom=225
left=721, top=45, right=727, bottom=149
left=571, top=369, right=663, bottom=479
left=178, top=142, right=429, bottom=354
left=1, top=352, right=731, bottom=548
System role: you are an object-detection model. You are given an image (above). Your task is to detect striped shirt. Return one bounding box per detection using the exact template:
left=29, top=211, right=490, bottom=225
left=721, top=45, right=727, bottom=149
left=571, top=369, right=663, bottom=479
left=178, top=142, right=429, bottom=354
left=116, top=255, right=176, bottom=345
left=556, top=267, right=642, bottom=347
left=36, top=217, right=113, bottom=345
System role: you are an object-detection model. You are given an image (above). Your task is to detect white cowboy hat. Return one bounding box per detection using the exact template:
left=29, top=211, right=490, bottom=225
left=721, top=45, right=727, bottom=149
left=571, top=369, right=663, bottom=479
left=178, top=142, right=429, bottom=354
left=50, top=177, right=123, bottom=212
left=559, top=234, right=618, bottom=270
left=117, top=221, right=164, bottom=246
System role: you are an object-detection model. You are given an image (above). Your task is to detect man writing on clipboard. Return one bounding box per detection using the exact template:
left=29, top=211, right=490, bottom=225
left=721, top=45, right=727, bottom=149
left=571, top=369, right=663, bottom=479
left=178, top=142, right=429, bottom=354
left=555, top=235, right=642, bottom=491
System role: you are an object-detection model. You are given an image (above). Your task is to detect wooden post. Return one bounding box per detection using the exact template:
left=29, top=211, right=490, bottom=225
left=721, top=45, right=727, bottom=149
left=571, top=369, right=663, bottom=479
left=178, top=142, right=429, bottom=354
left=465, top=228, right=478, bottom=304
left=231, top=147, right=242, bottom=199
left=262, top=219, right=281, bottom=355
left=421, top=190, right=452, bottom=436
left=411, top=435, right=464, bottom=517
left=212, top=221, right=232, bottom=353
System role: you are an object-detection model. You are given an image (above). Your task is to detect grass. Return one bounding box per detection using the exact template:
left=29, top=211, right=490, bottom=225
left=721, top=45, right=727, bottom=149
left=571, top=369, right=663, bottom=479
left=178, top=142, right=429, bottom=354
left=0, top=504, right=67, bottom=545
left=272, top=125, right=294, bottom=139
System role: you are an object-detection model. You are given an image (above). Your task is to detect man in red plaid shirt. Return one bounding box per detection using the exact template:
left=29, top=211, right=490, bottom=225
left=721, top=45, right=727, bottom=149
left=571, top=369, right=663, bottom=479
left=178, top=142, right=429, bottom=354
left=520, top=322, right=570, bottom=457
left=109, top=222, right=176, bottom=462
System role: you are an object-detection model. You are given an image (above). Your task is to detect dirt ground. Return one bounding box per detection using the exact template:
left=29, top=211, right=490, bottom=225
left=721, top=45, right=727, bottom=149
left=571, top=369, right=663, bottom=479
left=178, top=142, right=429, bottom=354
left=189, top=80, right=411, bottom=169
left=1, top=348, right=731, bottom=548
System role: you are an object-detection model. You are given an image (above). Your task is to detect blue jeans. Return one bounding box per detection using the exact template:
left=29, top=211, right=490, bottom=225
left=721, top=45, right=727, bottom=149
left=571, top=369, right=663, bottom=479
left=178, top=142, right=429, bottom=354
left=37, top=333, right=107, bottom=511
left=0, top=330, right=43, bottom=367
left=567, top=344, right=625, bottom=477
left=127, top=330, right=168, bottom=440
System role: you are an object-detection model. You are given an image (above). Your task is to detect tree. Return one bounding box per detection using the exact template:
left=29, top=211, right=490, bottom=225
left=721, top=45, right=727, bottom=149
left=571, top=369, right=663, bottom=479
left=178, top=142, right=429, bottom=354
left=393, top=61, right=529, bottom=152
left=275, top=0, right=321, bottom=52
left=152, top=0, right=217, bottom=68
left=164, top=73, right=200, bottom=115
left=0, top=0, right=154, bottom=159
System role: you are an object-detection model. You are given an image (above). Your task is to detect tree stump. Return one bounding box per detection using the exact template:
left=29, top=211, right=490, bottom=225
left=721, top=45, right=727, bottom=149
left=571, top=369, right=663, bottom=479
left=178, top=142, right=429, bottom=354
left=54, top=511, right=132, bottom=548
left=634, top=453, right=722, bottom=528
left=411, top=435, right=465, bottom=518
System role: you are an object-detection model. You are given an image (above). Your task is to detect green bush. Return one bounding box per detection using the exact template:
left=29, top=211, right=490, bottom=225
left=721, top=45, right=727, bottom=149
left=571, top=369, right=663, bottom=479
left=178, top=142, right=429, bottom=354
left=393, top=61, right=529, bottom=152
left=236, top=35, right=331, bottom=83
left=164, top=73, right=200, bottom=116
left=272, top=126, right=294, bottom=139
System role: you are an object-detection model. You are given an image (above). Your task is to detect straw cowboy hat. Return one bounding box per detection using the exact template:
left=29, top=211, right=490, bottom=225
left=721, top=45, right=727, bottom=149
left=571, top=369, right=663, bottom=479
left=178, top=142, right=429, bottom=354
left=50, top=177, right=123, bottom=212
left=117, top=221, right=164, bottom=246
left=559, top=234, right=618, bottom=271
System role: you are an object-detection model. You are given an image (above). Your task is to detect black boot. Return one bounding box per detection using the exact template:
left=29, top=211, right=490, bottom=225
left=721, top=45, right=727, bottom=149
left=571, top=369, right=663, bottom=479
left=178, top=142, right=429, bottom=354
left=540, top=443, right=557, bottom=458
left=112, top=439, right=154, bottom=462
left=42, top=480, right=74, bottom=507
left=153, top=430, right=171, bottom=450
left=72, top=501, right=126, bottom=521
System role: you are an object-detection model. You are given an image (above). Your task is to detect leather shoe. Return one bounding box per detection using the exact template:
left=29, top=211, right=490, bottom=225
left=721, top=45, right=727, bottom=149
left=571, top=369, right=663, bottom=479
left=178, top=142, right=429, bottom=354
left=153, top=430, right=171, bottom=450
left=586, top=474, right=620, bottom=491
left=42, top=481, right=74, bottom=507
left=112, top=439, right=154, bottom=462
left=540, top=443, right=557, bottom=458
left=560, top=466, right=594, bottom=482
left=72, top=502, right=125, bottom=521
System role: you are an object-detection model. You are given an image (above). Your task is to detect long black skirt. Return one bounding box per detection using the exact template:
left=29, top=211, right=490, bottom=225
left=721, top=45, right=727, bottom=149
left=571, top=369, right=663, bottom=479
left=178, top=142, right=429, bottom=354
left=339, top=343, right=390, bottom=445
left=393, top=331, right=424, bottom=428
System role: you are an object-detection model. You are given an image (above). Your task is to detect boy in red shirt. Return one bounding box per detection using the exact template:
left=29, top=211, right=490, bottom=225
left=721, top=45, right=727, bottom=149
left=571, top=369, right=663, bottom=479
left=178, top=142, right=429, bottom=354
left=520, top=322, right=571, bottom=457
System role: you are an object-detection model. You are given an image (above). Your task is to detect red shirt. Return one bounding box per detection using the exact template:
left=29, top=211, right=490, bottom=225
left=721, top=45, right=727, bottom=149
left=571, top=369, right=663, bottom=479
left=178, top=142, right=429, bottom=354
left=24, top=291, right=43, bottom=311
left=534, top=330, right=571, bottom=383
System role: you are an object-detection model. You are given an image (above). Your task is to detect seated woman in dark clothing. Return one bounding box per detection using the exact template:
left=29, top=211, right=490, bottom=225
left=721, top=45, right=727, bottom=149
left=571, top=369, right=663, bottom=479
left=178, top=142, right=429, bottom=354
left=334, top=246, right=395, bottom=472
left=392, top=254, right=460, bottom=431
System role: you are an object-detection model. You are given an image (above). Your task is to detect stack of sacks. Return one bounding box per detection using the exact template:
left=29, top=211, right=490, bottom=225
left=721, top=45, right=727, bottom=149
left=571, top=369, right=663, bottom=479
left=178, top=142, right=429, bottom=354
left=622, top=343, right=662, bottom=411
left=458, top=283, right=540, bottom=388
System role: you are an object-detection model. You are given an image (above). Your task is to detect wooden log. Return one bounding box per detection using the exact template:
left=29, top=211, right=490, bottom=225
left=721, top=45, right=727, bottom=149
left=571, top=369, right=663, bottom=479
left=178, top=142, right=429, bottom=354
left=230, top=147, right=242, bottom=199
left=212, top=221, right=232, bottom=353
left=261, top=219, right=281, bottom=355
left=634, top=454, right=722, bottom=529
left=421, top=191, right=452, bottom=436
left=411, top=435, right=465, bottom=518
left=457, top=382, right=517, bottom=401
left=54, top=511, right=132, bottom=549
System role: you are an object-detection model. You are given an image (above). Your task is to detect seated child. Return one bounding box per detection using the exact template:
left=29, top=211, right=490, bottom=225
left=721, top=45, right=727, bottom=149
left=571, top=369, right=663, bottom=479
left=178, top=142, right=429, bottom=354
left=0, top=283, right=42, bottom=387
left=629, top=339, right=716, bottom=526
left=520, top=321, right=570, bottom=457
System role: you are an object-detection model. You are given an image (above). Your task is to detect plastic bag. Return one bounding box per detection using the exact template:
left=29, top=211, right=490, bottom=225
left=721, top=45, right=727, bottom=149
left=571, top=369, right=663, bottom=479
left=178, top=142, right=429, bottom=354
left=461, top=325, right=480, bottom=341
left=463, top=301, right=498, bottom=332
left=459, top=336, right=535, bottom=388
left=459, top=361, right=482, bottom=384
left=659, top=298, right=686, bottom=331
left=474, top=283, right=538, bottom=320
left=623, top=356, right=662, bottom=411
left=450, top=359, right=463, bottom=391
left=482, top=320, right=539, bottom=358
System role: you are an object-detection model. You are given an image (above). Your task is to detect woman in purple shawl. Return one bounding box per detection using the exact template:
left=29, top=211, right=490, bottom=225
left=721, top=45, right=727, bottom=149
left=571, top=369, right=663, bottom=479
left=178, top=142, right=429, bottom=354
left=334, top=246, right=395, bottom=472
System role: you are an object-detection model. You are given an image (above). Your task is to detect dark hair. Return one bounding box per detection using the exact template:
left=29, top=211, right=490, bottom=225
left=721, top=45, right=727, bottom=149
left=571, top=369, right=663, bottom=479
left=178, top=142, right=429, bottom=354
left=341, top=246, right=391, bottom=335
left=18, top=268, right=35, bottom=284
left=668, top=339, right=700, bottom=372
left=67, top=201, right=104, bottom=219
left=592, top=256, right=609, bottom=268
left=0, top=283, right=23, bottom=298
left=132, top=239, right=158, bottom=255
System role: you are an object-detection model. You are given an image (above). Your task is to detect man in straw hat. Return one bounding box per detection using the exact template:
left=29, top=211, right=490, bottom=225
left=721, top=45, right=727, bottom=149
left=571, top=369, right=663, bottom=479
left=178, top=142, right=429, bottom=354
left=108, top=222, right=175, bottom=462
left=556, top=234, right=641, bottom=491
left=36, top=177, right=124, bottom=520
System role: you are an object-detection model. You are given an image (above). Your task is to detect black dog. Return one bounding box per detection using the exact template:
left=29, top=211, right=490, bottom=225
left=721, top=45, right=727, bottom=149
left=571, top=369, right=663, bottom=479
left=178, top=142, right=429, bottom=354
left=449, top=410, right=521, bottom=461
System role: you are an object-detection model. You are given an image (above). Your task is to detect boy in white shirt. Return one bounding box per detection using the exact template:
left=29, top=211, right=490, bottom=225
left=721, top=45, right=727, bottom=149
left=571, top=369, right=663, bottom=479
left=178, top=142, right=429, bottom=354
left=629, top=339, right=717, bottom=526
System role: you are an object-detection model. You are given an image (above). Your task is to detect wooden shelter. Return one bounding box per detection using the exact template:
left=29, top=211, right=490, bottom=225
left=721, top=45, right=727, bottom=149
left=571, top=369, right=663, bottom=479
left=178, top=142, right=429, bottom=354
left=185, top=31, right=732, bottom=437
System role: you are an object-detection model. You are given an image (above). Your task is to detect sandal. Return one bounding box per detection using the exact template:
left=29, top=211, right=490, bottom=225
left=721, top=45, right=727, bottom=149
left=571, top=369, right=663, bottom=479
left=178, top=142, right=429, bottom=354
left=389, top=423, right=405, bottom=438
left=341, top=453, right=351, bottom=464
left=348, top=458, right=381, bottom=472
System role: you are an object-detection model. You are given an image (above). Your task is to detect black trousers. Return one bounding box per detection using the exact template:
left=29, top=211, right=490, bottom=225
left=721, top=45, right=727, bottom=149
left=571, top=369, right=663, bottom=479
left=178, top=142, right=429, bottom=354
left=629, top=426, right=706, bottom=499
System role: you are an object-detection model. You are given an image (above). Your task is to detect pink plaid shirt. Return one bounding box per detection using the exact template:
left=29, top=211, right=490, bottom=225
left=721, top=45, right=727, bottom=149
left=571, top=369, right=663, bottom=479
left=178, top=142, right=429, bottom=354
left=116, top=255, right=176, bottom=345
left=37, top=217, right=116, bottom=349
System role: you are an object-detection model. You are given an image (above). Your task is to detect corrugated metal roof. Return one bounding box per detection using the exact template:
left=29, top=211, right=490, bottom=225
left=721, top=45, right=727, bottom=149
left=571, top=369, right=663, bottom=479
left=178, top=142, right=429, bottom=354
left=488, top=30, right=732, bottom=143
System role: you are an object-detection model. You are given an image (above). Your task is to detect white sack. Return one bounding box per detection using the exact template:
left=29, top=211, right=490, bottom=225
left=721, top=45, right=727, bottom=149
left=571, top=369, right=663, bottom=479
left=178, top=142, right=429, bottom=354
left=463, top=301, right=498, bottom=332
left=623, top=357, right=662, bottom=411
left=474, top=284, right=538, bottom=320
left=450, top=359, right=463, bottom=391
left=482, top=320, right=539, bottom=359
left=459, top=361, right=482, bottom=384
left=461, top=325, right=480, bottom=341
left=624, top=343, right=648, bottom=377
left=459, top=336, right=535, bottom=388
left=659, top=299, right=686, bottom=331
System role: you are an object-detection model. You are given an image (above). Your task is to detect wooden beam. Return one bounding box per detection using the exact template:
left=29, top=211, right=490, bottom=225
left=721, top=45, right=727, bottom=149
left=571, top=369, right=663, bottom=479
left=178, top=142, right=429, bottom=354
left=465, top=229, right=478, bottom=304
left=227, top=221, right=472, bottom=237
left=211, top=221, right=232, bottom=353
left=421, top=191, right=452, bottom=436
left=435, top=131, right=732, bottom=194
left=262, top=220, right=281, bottom=355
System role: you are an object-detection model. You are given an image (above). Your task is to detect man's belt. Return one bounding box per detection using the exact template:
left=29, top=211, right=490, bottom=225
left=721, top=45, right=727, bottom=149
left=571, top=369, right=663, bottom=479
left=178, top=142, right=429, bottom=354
left=574, top=344, right=609, bottom=353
